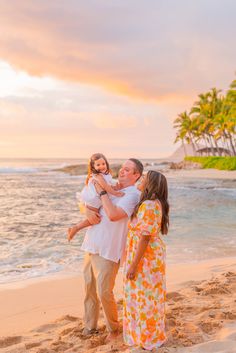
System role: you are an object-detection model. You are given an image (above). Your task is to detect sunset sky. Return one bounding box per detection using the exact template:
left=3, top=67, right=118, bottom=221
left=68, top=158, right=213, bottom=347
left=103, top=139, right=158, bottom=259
left=0, top=0, right=235, bottom=159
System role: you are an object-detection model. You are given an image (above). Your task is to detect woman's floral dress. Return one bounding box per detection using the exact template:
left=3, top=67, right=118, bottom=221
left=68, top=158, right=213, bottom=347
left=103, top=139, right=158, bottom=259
left=123, top=200, right=166, bottom=350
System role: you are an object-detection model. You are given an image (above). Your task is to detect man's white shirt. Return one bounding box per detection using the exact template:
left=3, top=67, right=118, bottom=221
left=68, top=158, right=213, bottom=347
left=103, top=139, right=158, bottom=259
left=81, top=185, right=140, bottom=263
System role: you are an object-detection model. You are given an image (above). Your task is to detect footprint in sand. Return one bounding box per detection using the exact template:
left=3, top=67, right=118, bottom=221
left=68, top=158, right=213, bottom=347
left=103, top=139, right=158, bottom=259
left=59, top=326, right=78, bottom=337
left=25, top=341, right=42, bottom=349
left=50, top=339, right=73, bottom=352
left=0, top=336, right=22, bottom=348
left=55, top=315, right=79, bottom=323
left=199, top=319, right=222, bottom=334
left=32, top=323, right=59, bottom=333
left=167, top=291, right=185, bottom=302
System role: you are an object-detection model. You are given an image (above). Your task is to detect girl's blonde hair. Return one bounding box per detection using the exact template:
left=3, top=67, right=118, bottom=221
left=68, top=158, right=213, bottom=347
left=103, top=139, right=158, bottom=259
left=86, top=153, right=110, bottom=185
left=131, top=170, right=169, bottom=235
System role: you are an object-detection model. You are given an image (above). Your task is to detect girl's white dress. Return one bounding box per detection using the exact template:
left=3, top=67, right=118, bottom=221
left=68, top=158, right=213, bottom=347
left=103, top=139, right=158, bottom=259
left=80, top=173, right=113, bottom=209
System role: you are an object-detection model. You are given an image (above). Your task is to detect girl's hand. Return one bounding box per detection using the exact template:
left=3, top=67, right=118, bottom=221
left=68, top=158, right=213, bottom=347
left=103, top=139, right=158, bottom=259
left=113, top=190, right=125, bottom=197
left=126, top=263, right=137, bottom=280
left=112, top=182, right=121, bottom=191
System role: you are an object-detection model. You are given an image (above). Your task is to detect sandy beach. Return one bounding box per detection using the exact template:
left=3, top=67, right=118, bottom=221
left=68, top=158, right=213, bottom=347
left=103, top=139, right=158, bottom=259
left=1, top=165, right=235, bottom=352
left=161, top=168, right=236, bottom=181
left=1, top=257, right=236, bottom=353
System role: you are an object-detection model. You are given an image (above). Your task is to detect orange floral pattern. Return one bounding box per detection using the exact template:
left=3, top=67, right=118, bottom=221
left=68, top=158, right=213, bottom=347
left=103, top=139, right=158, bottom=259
left=123, top=200, right=166, bottom=350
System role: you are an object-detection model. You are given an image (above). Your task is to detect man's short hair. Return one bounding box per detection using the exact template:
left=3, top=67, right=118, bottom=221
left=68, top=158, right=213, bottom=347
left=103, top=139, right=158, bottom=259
left=129, top=158, right=144, bottom=177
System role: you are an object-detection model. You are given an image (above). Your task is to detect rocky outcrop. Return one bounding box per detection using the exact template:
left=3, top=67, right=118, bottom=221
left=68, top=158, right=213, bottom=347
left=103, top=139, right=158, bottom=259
left=169, top=160, right=202, bottom=170
left=54, top=164, right=88, bottom=175
left=54, top=164, right=122, bottom=177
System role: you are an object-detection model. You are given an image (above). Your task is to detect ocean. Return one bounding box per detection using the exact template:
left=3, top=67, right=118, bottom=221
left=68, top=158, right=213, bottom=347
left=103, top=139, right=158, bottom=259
left=0, top=158, right=236, bottom=285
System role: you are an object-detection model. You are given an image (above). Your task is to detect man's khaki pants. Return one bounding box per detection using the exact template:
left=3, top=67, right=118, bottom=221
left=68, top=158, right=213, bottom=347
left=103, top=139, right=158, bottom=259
left=83, top=253, right=120, bottom=332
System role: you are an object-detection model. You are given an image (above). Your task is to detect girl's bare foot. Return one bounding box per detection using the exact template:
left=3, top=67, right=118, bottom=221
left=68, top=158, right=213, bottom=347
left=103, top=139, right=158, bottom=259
left=67, top=226, right=79, bottom=242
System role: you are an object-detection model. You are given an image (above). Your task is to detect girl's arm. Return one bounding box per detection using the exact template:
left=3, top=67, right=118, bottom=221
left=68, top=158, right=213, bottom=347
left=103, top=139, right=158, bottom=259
left=94, top=175, right=124, bottom=197
left=126, top=234, right=151, bottom=280
left=93, top=180, right=127, bottom=221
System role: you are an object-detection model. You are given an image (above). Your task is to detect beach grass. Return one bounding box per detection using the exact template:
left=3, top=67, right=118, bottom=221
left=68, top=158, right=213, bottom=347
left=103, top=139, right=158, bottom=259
left=185, top=156, right=236, bottom=171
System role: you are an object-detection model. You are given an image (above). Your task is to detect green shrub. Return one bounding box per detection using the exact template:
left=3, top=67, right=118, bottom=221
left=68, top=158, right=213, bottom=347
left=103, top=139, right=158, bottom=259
left=185, top=156, right=236, bottom=170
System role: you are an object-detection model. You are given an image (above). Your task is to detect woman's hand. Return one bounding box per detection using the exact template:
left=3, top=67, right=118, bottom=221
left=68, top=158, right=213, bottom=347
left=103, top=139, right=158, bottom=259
left=126, top=263, right=137, bottom=280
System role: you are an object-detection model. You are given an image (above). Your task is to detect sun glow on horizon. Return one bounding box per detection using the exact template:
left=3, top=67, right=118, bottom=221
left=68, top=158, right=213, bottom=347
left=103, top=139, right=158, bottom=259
left=0, top=61, right=60, bottom=98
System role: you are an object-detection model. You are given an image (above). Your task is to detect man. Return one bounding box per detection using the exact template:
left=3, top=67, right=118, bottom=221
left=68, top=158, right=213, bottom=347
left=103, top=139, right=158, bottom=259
left=81, top=158, right=143, bottom=340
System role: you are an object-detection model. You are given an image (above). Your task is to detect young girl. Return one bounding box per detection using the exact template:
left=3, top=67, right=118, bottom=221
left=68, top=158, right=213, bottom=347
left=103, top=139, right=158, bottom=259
left=67, top=153, right=124, bottom=241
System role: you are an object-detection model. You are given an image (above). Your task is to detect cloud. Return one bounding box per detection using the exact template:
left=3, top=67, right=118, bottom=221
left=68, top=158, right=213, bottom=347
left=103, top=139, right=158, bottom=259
left=92, top=113, right=137, bottom=129
left=0, top=99, right=26, bottom=117
left=0, top=87, right=176, bottom=158
left=0, top=1, right=235, bottom=101
left=1, top=1, right=235, bottom=158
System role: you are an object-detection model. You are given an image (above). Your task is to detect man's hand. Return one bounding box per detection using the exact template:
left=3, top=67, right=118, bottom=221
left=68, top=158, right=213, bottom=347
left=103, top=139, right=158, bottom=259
left=92, top=179, right=104, bottom=194
left=86, top=207, right=101, bottom=225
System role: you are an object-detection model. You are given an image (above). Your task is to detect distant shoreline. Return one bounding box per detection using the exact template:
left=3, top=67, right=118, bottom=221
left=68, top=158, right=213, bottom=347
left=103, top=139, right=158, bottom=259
left=163, top=168, right=236, bottom=180
left=54, top=162, right=236, bottom=180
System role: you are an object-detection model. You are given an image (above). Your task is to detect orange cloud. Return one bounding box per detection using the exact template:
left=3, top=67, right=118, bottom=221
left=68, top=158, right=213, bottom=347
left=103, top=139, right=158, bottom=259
left=1, top=2, right=234, bottom=102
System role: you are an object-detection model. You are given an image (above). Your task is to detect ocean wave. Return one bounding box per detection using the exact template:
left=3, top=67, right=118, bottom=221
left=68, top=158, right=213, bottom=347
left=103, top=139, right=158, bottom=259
left=171, top=185, right=236, bottom=193
left=1, top=167, right=236, bottom=285
left=0, top=255, right=84, bottom=285
left=0, top=167, right=39, bottom=174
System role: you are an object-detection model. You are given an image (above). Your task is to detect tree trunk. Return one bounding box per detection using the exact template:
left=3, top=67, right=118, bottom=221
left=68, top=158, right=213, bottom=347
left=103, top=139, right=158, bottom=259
left=228, top=133, right=236, bottom=156
left=195, top=140, right=200, bottom=154
left=208, top=135, right=216, bottom=156
left=223, top=131, right=231, bottom=156
left=214, top=139, right=221, bottom=156
left=189, top=133, right=196, bottom=156
left=203, top=135, right=209, bottom=156
left=182, top=140, right=187, bottom=157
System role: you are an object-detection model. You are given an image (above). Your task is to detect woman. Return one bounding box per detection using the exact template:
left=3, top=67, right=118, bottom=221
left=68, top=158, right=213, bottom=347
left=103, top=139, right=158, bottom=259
left=123, top=170, right=169, bottom=351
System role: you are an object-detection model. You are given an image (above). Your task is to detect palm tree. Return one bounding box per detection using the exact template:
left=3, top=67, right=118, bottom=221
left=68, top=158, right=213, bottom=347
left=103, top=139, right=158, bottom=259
left=174, top=132, right=187, bottom=157
left=190, top=89, right=223, bottom=155
left=173, top=77, right=236, bottom=157
left=218, top=80, right=236, bottom=155
left=174, top=111, right=196, bottom=155
left=225, top=80, right=236, bottom=155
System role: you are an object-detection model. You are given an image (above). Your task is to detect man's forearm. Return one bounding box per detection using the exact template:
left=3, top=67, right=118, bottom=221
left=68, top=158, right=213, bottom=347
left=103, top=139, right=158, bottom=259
left=100, top=194, right=119, bottom=219
left=93, top=180, right=127, bottom=221
left=100, top=194, right=126, bottom=221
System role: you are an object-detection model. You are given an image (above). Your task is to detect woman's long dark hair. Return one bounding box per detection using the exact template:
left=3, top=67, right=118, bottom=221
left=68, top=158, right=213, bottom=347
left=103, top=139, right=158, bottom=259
left=86, top=153, right=110, bottom=185
left=132, top=170, right=169, bottom=235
